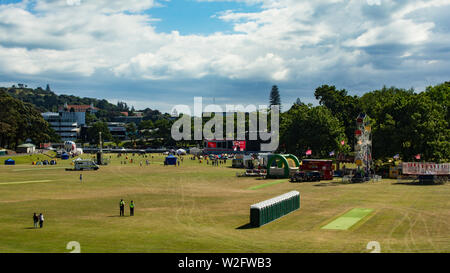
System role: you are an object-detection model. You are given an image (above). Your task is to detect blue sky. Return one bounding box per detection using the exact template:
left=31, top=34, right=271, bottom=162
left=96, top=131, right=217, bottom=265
left=149, top=0, right=261, bottom=35
left=0, top=0, right=449, bottom=113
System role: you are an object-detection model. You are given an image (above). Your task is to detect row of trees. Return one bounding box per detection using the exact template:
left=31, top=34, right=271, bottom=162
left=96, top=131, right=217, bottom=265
left=2, top=82, right=448, bottom=163
left=279, top=82, right=449, bottom=162
left=0, top=90, right=60, bottom=148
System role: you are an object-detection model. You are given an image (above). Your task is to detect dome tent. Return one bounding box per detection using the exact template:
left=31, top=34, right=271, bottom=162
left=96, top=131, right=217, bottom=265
left=189, top=147, right=202, bottom=156
left=165, top=155, right=177, bottom=166
left=4, top=158, right=15, bottom=165
left=61, top=153, right=70, bottom=160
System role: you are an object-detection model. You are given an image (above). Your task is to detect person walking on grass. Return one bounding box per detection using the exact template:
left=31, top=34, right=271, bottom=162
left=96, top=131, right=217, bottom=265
left=39, top=213, right=44, bottom=228
left=33, top=213, right=39, bottom=228
left=119, top=199, right=125, bottom=216
left=79, top=173, right=83, bottom=183
left=130, top=200, right=135, bottom=216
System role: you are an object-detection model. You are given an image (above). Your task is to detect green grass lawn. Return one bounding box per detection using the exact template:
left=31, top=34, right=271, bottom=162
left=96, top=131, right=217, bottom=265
left=0, top=153, right=448, bottom=253
left=0, top=150, right=56, bottom=165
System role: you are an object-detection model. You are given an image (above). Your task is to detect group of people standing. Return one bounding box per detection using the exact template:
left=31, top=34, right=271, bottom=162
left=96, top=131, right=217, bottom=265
left=207, top=158, right=226, bottom=166
left=31, top=200, right=135, bottom=229
left=33, top=213, right=44, bottom=229
left=119, top=199, right=135, bottom=216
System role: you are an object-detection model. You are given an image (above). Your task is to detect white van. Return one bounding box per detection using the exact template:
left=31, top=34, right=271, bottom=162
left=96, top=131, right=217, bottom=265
left=74, top=159, right=99, bottom=171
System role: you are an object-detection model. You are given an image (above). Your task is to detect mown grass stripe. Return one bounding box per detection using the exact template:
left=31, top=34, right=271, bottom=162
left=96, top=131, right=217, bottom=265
left=12, top=167, right=68, bottom=172
left=0, top=180, right=54, bottom=186
left=248, top=180, right=287, bottom=190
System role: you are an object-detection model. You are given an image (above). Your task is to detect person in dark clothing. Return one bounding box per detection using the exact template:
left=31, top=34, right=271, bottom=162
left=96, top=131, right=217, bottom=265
left=33, top=213, right=39, bottom=228
left=130, top=200, right=135, bottom=216
left=119, top=199, right=125, bottom=216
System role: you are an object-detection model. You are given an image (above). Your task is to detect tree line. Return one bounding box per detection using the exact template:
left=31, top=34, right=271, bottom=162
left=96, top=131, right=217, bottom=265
left=1, top=82, right=448, bottom=163
left=277, top=82, right=449, bottom=162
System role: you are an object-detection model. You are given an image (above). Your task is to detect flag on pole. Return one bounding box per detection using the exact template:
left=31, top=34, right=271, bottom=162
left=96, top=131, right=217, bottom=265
left=415, top=154, right=421, bottom=160
left=306, top=149, right=312, bottom=155
left=329, top=151, right=335, bottom=156
left=340, top=140, right=345, bottom=146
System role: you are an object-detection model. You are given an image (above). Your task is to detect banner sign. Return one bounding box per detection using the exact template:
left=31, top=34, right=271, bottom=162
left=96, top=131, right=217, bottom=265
left=402, top=162, right=450, bottom=175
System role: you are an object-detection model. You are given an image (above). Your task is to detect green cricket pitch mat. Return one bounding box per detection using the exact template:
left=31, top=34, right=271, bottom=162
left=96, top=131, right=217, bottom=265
left=321, top=208, right=374, bottom=230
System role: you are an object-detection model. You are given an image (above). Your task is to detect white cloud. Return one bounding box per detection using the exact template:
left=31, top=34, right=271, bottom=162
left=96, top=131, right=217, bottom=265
left=0, top=0, right=449, bottom=106
left=346, top=19, right=435, bottom=47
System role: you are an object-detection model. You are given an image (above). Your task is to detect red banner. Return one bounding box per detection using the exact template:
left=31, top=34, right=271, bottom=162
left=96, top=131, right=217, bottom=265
left=207, top=142, right=217, bottom=148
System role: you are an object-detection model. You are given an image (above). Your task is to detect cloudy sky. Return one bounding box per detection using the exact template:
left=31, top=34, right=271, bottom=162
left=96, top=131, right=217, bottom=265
left=0, top=0, right=449, bottom=112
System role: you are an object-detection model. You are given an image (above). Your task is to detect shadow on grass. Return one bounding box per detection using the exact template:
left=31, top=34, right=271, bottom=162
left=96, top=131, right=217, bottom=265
left=314, top=181, right=351, bottom=187
left=392, top=182, right=443, bottom=186
left=236, top=223, right=256, bottom=230
left=24, top=227, right=37, bottom=230
left=107, top=215, right=131, bottom=217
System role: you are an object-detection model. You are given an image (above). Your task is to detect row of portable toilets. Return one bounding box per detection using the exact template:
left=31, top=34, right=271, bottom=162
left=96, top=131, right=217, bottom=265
left=250, top=191, right=300, bottom=227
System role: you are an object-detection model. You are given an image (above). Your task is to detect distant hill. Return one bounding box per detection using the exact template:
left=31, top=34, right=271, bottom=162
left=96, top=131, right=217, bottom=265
left=0, top=85, right=171, bottom=122
left=1, top=85, right=123, bottom=113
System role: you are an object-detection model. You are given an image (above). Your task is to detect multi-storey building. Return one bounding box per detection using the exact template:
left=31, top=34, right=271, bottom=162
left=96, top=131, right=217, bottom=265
left=42, top=112, right=84, bottom=141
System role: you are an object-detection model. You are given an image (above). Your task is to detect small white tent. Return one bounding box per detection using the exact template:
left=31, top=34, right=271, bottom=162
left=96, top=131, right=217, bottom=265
left=189, top=147, right=202, bottom=156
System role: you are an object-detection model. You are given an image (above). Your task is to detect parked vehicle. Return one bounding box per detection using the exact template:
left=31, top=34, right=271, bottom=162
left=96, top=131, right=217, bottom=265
left=290, top=171, right=321, bottom=182
left=351, top=172, right=370, bottom=183
left=70, top=159, right=99, bottom=171
left=305, top=171, right=321, bottom=182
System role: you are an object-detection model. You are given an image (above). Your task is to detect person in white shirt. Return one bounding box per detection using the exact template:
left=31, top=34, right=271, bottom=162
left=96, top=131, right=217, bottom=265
left=39, top=213, right=44, bottom=228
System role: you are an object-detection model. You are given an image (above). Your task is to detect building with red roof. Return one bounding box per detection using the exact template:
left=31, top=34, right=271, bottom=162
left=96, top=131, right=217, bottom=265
left=59, top=103, right=99, bottom=113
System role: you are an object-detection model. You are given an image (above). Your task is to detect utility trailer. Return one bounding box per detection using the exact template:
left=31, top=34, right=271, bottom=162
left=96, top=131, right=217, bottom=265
left=66, top=159, right=99, bottom=171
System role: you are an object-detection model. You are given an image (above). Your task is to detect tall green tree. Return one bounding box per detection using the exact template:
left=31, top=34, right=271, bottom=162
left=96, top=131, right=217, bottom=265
left=87, top=122, right=112, bottom=145
left=138, top=120, right=154, bottom=142
left=314, top=85, right=361, bottom=148
left=126, top=122, right=138, bottom=145
left=269, top=85, right=281, bottom=110
left=0, top=90, right=59, bottom=148
left=280, top=103, right=346, bottom=157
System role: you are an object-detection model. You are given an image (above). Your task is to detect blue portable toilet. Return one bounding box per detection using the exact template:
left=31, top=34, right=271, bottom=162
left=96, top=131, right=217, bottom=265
left=61, top=153, right=70, bottom=160
left=165, top=155, right=177, bottom=166
left=4, top=158, right=15, bottom=165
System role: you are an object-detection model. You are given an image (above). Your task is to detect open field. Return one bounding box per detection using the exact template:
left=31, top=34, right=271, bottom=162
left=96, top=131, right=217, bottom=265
left=0, top=154, right=448, bottom=253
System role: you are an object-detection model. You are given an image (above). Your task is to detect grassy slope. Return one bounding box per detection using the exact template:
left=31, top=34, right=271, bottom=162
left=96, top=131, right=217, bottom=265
left=0, top=154, right=448, bottom=253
